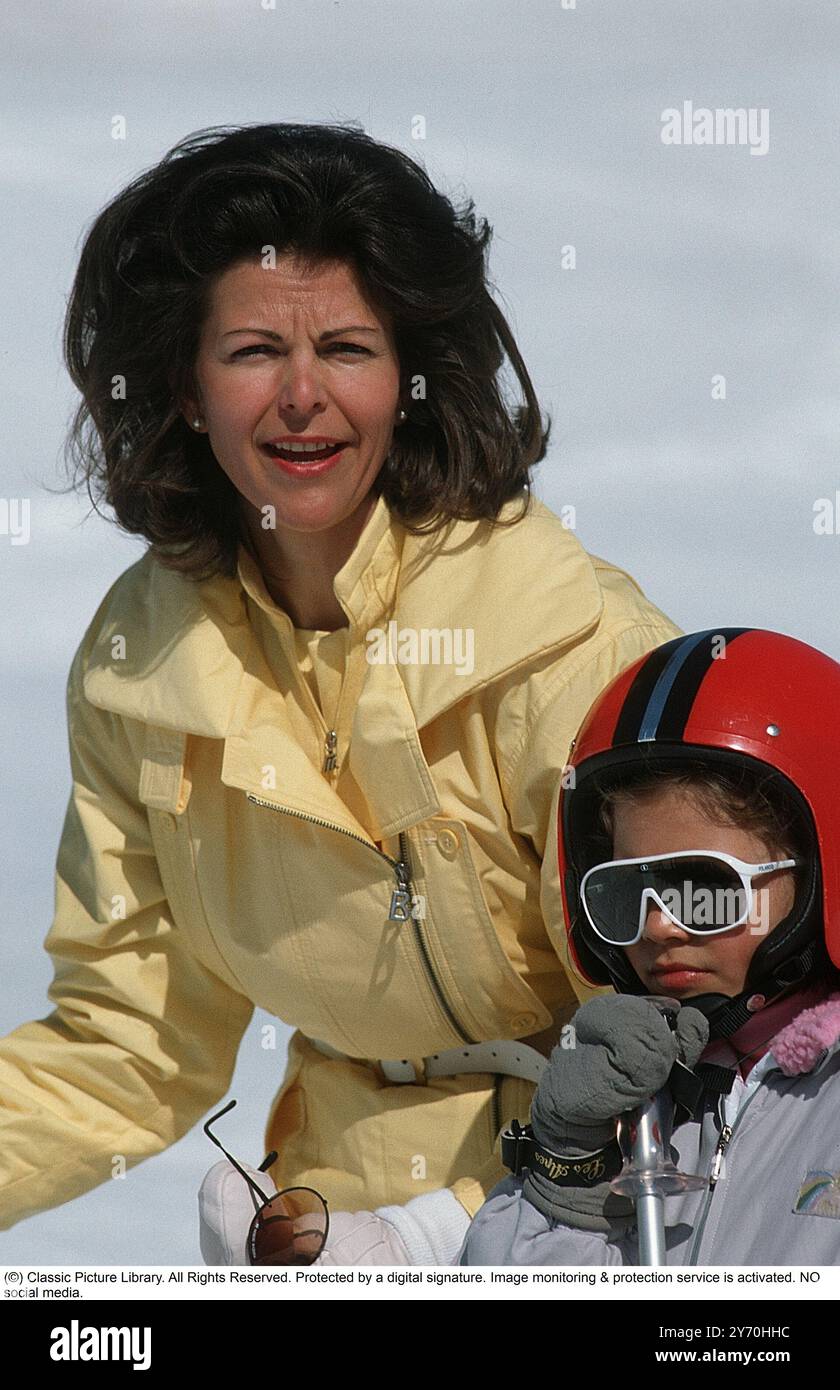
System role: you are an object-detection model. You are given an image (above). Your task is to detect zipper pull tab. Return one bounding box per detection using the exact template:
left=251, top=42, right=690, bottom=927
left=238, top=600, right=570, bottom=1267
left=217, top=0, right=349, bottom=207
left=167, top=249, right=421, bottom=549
left=709, top=1123, right=733, bottom=1187
left=323, top=730, right=338, bottom=774
left=388, top=861, right=412, bottom=922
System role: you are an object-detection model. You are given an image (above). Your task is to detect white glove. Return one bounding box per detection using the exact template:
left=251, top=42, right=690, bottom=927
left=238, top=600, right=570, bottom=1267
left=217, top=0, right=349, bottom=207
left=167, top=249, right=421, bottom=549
left=198, top=1159, right=470, bottom=1266
left=313, top=1210, right=413, bottom=1264
left=198, top=1159, right=277, bottom=1266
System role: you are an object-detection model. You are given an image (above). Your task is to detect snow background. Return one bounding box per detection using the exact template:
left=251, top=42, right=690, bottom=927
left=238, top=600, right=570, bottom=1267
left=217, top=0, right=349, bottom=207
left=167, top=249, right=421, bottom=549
left=1, top=0, right=839, bottom=1263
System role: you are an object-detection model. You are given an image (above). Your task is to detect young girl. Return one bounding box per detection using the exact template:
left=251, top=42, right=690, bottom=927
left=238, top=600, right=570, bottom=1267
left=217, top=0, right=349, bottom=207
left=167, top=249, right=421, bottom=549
left=458, top=627, right=840, bottom=1266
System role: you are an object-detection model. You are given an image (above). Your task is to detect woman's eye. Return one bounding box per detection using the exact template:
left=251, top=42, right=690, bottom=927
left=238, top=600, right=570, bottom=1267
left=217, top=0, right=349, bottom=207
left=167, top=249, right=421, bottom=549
left=233, top=343, right=371, bottom=358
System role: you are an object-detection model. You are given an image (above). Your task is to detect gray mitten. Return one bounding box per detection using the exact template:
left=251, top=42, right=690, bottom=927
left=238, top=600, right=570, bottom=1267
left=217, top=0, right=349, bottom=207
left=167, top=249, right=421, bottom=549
left=523, top=996, right=709, bottom=1233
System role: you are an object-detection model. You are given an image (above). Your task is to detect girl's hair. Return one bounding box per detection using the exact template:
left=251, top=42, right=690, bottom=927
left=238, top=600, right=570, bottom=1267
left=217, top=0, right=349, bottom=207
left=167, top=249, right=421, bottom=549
left=594, top=762, right=812, bottom=862
left=58, top=121, right=551, bottom=581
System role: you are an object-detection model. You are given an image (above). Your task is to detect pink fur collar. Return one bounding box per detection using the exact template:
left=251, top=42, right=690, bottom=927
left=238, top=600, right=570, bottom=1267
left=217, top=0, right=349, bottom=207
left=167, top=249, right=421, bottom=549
left=771, top=992, right=840, bottom=1076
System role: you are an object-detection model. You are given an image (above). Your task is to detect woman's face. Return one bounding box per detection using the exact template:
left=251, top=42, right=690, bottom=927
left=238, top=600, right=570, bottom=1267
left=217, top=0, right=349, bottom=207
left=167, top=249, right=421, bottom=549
left=614, top=785, right=797, bottom=999
left=185, top=253, right=403, bottom=540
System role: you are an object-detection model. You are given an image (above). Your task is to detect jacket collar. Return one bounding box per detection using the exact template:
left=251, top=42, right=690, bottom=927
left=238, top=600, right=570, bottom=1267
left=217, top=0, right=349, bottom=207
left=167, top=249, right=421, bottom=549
left=82, top=491, right=605, bottom=740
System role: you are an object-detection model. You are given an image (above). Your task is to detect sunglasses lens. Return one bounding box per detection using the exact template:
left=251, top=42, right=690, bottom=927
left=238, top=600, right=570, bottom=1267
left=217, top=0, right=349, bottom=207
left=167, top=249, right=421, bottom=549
left=670, top=857, right=748, bottom=930
left=248, top=1188, right=329, bottom=1266
left=584, top=856, right=748, bottom=943
left=583, top=864, right=643, bottom=944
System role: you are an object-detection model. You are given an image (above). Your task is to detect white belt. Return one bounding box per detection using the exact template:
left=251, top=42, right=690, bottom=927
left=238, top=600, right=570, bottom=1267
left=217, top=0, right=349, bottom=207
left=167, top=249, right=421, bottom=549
left=306, top=1036, right=548, bottom=1085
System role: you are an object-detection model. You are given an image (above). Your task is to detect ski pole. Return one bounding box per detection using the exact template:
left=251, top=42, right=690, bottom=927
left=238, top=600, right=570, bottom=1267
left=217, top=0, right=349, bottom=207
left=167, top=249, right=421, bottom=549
left=610, top=999, right=706, bottom=1265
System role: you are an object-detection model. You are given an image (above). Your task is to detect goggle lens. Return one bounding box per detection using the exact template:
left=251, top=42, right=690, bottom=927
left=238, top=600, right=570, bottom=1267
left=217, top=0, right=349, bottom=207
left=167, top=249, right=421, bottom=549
left=583, top=854, right=749, bottom=945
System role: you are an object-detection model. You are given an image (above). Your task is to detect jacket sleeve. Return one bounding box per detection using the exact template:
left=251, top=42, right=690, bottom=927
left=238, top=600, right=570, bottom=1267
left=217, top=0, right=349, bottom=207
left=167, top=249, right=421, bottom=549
left=457, top=1175, right=636, bottom=1265
left=0, top=632, right=255, bottom=1232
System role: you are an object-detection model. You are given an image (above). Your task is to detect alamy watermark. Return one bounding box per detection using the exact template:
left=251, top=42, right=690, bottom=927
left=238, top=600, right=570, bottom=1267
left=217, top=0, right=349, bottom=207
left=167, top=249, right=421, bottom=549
left=660, top=101, right=770, bottom=156
left=50, top=1319, right=151, bottom=1370
left=366, top=622, right=474, bottom=676
left=654, top=880, right=771, bottom=936
left=0, top=497, right=30, bottom=544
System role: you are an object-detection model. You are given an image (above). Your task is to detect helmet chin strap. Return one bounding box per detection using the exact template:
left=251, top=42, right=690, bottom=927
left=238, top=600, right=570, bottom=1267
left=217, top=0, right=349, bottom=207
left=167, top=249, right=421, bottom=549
left=590, top=926, right=823, bottom=1039
left=683, top=984, right=791, bottom=1041
left=683, top=936, right=824, bottom=1041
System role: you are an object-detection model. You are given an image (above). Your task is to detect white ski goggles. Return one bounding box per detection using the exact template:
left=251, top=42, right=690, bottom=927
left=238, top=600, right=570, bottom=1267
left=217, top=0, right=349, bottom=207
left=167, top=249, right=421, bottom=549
left=579, top=849, right=802, bottom=947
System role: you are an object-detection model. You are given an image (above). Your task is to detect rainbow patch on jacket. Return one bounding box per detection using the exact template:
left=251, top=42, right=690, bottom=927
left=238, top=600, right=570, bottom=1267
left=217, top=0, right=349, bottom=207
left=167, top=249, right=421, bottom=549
left=794, top=1171, right=840, bottom=1219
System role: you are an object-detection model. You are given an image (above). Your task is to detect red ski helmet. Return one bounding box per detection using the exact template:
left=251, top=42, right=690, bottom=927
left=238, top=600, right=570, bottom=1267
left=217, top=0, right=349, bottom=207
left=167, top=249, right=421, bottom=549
left=558, top=628, right=837, bottom=1038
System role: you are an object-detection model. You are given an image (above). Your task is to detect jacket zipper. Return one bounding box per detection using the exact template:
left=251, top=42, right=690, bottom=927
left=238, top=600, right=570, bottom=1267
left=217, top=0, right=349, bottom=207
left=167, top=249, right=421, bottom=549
left=281, top=621, right=346, bottom=775
left=275, top=623, right=476, bottom=1043
left=685, top=1083, right=764, bottom=1265
left=396, top=829, right=474, bottom=1045
left=245, top=793, right=475, bottom=1045
left=323, top=729, right=338, bottom=774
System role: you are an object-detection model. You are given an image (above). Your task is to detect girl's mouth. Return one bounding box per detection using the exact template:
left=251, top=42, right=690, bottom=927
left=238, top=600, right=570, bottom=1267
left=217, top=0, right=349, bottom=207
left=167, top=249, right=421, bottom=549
left=650, top=966, right=711, bottom=991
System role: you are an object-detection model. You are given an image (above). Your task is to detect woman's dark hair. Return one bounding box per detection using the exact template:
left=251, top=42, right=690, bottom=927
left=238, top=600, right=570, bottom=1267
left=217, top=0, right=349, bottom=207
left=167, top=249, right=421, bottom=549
left=58, top=121, right=551, bottom=580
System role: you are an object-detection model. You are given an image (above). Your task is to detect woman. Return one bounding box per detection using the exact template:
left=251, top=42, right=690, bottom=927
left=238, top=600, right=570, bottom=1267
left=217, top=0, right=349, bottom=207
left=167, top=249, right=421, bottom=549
left=0, top=121, right=680, bottom=1263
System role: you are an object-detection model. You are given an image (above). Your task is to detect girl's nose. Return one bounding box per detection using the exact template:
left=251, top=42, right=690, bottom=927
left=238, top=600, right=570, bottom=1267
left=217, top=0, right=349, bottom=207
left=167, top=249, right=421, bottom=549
left=640, top=897, right=691, bottom=943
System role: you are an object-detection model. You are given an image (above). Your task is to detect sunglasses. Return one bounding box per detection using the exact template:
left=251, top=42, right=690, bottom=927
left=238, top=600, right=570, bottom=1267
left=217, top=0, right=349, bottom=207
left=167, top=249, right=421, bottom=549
left=203, top=1099, right=329, bottom=1265
left=579, top=849, right=803, bottom=947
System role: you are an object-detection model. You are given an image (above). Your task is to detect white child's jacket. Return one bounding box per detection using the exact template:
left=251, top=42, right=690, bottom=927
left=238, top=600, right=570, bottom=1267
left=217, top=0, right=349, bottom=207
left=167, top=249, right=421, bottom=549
left=459, top=989, right=840, bottom=1266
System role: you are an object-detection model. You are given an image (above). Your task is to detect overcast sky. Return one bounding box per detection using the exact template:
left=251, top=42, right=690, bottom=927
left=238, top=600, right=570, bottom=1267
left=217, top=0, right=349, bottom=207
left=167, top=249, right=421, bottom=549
left=1, top=0, right=839, bottom=1264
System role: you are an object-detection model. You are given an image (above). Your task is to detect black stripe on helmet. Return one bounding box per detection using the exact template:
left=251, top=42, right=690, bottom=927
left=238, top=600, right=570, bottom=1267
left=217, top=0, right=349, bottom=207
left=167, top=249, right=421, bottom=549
left=647, top=627, right=751, bottom=740
left=611, top=635, right=685, bottom=745
left=613, top=628, right=752, bottom=745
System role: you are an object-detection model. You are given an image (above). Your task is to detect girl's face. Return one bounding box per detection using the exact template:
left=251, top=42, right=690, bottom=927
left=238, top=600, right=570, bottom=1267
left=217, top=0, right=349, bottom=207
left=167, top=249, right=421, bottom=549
left=614, top=785, right=797, bottom=998
left=184, top=253, right=403, bottom=541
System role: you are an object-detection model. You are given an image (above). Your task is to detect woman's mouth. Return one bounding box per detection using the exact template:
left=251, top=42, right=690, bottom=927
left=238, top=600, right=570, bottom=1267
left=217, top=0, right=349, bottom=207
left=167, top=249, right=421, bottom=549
left=261, top=441, right=348, bottom=476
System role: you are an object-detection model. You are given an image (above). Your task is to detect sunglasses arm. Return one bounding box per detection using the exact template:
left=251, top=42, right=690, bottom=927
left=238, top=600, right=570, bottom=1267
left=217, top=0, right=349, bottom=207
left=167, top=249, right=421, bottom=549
left=203, top=1112, right=271, bottom=1212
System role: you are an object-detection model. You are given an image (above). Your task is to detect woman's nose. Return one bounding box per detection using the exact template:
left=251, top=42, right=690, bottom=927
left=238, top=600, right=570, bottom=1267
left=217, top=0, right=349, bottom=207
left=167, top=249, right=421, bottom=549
left=274, top=350, right=328, bottom=415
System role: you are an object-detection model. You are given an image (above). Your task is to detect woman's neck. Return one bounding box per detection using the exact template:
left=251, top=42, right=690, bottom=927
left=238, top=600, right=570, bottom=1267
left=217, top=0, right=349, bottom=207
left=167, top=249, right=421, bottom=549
left=239, top=495, right=378, bottom=629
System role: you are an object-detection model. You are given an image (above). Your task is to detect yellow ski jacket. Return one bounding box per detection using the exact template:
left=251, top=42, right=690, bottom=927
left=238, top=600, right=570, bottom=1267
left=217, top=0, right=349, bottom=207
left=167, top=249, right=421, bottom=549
left=0, top=492, right=681, bottom=1229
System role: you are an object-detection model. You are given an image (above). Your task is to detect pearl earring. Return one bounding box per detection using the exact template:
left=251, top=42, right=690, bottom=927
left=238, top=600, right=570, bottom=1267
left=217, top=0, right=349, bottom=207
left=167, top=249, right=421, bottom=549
left=193, top=417, right=203, bottom=429
left=398, top=409, right=407, bottom=422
